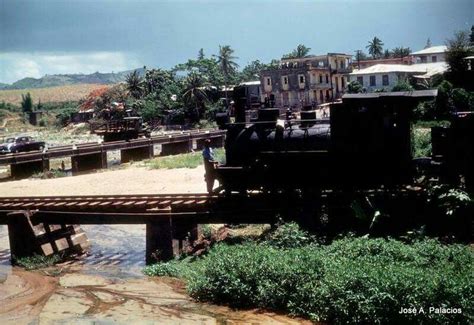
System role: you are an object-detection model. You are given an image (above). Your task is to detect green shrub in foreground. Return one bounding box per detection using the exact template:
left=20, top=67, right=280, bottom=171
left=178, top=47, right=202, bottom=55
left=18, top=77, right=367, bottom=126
left=183, top=238, right=473, bottom=324
left=14, top=253, right=63, bottom=270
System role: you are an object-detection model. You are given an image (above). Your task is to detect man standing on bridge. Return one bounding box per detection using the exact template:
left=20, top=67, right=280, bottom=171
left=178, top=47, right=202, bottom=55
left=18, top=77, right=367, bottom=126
left=202, top=139, right=217, bottom=193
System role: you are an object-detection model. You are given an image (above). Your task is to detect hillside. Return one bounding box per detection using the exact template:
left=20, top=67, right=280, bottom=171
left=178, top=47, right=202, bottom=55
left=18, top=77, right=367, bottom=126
left=2, top=68, right=144, bottom=90
left=0, top=84, right=109, bottom=105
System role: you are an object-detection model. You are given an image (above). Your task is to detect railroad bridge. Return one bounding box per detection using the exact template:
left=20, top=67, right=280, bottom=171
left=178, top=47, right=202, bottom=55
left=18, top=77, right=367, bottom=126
left=0, top=189, right=424, bottom=264
left=0, top=193, right=280, bottom=264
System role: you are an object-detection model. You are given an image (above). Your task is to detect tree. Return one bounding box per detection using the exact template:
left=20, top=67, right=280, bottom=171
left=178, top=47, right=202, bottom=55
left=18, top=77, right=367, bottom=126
left=240, top=60, right=268, bottom=82
left=125, top=70, right=144, bottom=99
left=347, top=80, right=364, bottom=93
left=391, top=80, right=414, bottom=92
left=173, top=57, right=224, bottom=88
left=470, top=25, right=474, bottom=46
left=21, top=93, right=33, bottom=114
left=283, top=44, right=312, bottom=59
left=366, top=37, right=384, bottom=59
left=182, top=72, right=209, bottom=122
left=36, top=99, right=43, bottom=111
left=198, top=48, right=205, bottom=60
left=354, top=50, right=368, bottom=69
left=445, top=30, right=474, bottom=89
left=215, top=45, right=239, bottom=107
left=425, top=38, right=432, bottom=49
left=383, top=49, right=392, bottom=59
left=392, top=47, right=411, bottom=58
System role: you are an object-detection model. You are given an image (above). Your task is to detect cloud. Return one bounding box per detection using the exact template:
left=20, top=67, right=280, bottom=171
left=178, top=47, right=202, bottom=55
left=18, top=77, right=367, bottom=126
left=0, top=52, right=141, bottom=84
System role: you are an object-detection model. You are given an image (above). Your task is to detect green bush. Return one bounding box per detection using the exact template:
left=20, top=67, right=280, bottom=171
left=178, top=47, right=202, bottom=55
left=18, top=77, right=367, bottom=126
left=14, top=253, right=63, bottom=270
left=38, top=117, right=48, bottom=127
left=181, top=238, right=473, bottom=324
left=391, top=81, right=414, bottom=92
left=412, top=128, right=432, bottom=158
left=264, top=221, right=314, bottom=248
left=143, top=260, right=189, bottom=277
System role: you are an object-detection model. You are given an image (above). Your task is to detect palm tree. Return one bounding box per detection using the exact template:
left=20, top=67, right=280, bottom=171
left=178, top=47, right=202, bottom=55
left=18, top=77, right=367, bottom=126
left=366, top=37, right=384, bottom=59
left=294, top=44, right=311, bottom=58
left=183, top=72, right=209, bottom=121
left=215, top=45, right=239, bottom=108
left=283, top=44, right=311, bottom=59
left=125, top=70, right=143, bottom=99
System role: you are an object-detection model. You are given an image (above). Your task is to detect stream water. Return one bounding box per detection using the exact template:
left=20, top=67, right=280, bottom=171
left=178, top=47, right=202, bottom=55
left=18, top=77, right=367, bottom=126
left=0, top=225, right=311, bottom=324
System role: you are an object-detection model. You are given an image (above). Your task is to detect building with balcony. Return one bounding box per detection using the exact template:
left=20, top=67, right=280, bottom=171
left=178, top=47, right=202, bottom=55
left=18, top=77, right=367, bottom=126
left=260, top=53, right=352, bottom=108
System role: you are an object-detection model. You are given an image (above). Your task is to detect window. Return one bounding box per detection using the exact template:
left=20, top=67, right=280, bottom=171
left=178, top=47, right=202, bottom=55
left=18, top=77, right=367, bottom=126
left=325, top=74, right=329, bottom=83
left=357, top=76, right=363, bottom=85
left=370, top=75, right=376, bottom=87
left=266, top=77, right=271, bottom=86
left=432, top=56, right=437, bottom=63
left=319, top=75, right=323, bottom=83
left=341, top=77, right=345, bottom=89
left=320, top=90, right=324, bottom=102
left=382, top=75, right=389, bottom=86
left=299, top=75, right=305, bottom=84
left=340, top=61, right=344, bottom=69
left=420, top=56, right=427, bottom=63
left=283, top=76, right=288, bottom=85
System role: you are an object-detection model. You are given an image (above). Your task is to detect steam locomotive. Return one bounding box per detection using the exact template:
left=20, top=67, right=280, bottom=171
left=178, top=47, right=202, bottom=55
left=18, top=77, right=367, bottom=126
left=215, top=87, right=474, bottom=194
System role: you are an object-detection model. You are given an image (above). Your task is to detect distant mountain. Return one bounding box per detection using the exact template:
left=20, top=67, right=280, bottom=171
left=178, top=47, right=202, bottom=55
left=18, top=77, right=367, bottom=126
left=1, top=68, right=145, bottom=90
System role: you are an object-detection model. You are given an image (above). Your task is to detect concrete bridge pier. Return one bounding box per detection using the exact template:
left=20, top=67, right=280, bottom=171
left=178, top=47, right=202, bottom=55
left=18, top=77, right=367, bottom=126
left=145, top=217, right=198, bottom=265
left=160, top=140, right=192, bottom=156
left=71, top=151, right=107, bottom=175
left=121, top=144, right=154, bottom=163
left=10, top=159, right=49, bottom=179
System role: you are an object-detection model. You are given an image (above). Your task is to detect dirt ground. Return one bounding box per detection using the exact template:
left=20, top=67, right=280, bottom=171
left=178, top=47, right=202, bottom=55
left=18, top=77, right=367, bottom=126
left=0, top=165, right=208, bottom=197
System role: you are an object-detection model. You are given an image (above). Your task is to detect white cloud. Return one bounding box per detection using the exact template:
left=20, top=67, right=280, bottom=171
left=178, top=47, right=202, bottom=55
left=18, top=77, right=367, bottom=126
left=0, top=52, right=141, bottom=84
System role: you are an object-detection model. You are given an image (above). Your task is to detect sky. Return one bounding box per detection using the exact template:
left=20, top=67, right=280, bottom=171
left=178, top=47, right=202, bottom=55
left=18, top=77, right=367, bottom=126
left=0, top=0, right=473, bottom=84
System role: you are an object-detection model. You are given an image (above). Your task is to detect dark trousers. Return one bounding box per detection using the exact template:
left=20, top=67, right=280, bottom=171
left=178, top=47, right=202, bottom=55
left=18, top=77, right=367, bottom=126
left=204, top=160, right=215, bottom=193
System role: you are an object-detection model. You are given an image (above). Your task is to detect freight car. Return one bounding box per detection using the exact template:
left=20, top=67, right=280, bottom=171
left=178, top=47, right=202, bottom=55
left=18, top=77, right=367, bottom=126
left=215, top=90, right=440, bottom=193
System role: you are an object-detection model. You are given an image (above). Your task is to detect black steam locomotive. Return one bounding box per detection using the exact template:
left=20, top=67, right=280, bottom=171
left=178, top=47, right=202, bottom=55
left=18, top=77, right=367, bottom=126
left=215, top=88, right=473, bottom=195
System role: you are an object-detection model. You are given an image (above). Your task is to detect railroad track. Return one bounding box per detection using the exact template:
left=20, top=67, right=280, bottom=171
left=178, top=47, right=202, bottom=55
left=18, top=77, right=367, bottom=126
left=0, top=193, right=283, bottom=225
left=0, top=193, right=215, bottom=213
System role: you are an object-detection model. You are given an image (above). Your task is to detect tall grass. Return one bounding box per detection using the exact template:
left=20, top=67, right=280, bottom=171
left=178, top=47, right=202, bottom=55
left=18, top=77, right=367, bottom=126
left=146, top=148, right=225, bottom=169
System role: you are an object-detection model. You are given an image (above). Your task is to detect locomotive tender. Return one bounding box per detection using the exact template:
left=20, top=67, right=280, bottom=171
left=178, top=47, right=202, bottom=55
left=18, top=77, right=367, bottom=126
left=215, top=88, right=473, bottom=194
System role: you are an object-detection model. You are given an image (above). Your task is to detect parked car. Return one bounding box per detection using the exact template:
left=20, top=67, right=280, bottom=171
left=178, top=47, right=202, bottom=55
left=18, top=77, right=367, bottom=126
left=0, top=136, right=45, bottom=154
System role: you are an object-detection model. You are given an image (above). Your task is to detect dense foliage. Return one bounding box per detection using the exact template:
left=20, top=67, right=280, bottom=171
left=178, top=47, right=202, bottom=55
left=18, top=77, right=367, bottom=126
left=145, top=234, right=473, bottom=324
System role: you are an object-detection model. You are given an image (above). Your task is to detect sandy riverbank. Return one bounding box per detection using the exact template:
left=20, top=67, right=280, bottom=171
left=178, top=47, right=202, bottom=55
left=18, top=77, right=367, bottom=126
left=0, top=165, right=208, bottom=197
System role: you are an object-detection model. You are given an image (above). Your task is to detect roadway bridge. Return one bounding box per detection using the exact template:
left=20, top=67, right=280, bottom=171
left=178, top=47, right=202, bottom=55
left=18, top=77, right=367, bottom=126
left=0, top=129, right=226, bottom=178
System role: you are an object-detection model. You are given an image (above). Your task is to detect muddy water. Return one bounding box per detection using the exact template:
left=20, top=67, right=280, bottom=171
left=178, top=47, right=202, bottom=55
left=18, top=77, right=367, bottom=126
left=0, top=225, right=311, bottom=324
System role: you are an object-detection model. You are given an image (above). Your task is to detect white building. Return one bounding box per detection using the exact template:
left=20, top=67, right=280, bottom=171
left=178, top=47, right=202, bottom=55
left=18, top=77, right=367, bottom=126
left=348, top=62, right=448, bottom=92
left=411, top=45, right=447, bottom=64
